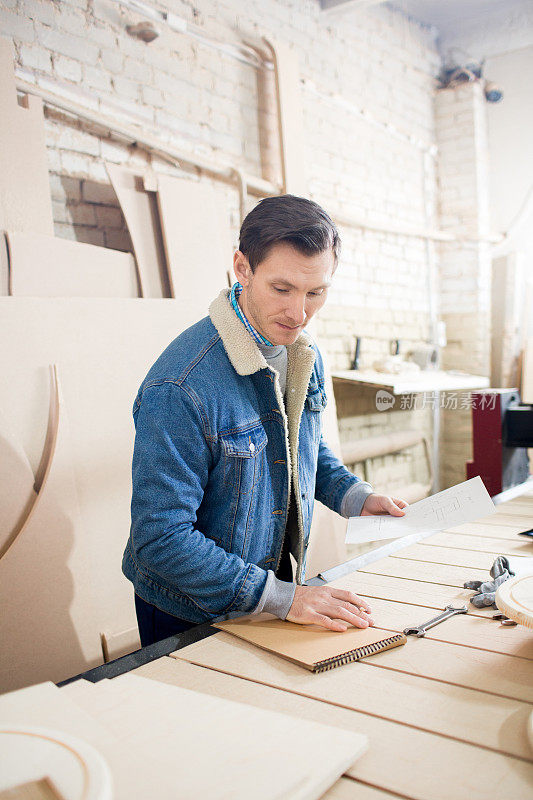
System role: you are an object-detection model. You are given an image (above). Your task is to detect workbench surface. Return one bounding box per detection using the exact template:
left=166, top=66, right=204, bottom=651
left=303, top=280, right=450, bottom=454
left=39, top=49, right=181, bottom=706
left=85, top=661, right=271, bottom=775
left=131, top=486, right=533, bottom=799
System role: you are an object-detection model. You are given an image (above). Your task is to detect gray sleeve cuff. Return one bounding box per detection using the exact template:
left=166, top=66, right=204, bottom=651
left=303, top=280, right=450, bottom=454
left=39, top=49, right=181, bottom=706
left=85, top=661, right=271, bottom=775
left=340, top=481, right=374, bottom=518
left=251, top=570, right=296, bottom=619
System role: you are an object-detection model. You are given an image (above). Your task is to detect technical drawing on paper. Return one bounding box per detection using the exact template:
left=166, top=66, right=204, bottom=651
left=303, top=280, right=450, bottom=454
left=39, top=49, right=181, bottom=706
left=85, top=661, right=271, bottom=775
left=345, top=477, right=494, bottom=544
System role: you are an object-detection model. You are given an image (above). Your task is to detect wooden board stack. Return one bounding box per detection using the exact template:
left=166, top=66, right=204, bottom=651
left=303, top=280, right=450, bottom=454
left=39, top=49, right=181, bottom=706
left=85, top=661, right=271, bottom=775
left=0, top=676, right=367, bottom=799
left=117, top=485, right=532, bottom=800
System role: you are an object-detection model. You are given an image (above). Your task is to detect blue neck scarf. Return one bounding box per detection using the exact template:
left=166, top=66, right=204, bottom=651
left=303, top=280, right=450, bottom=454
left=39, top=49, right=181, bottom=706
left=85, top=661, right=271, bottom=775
left=229, top=282, right=274, bottom=346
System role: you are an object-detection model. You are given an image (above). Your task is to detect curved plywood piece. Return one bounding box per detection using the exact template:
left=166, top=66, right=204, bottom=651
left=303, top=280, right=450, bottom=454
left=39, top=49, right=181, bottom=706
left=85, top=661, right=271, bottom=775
left=0, top=410, right=36, bottom=559
left=0, top=365, right=102, bottom=692
left=0, top=232, right=8, bottom=295
left=0, top=297, right=208, bottom=678
left=496, top=573, right=533, bottom=629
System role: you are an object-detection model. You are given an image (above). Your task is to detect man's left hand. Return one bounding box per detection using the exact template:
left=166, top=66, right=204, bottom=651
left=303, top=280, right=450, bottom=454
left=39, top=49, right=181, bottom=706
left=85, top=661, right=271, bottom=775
left=361, top=494, right=408, bottom=516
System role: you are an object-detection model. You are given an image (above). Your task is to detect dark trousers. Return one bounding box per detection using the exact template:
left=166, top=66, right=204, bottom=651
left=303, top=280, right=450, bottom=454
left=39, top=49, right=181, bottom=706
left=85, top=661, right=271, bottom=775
left=134, top=593, right=195, bottom=647
left=135, top=528, right=294, bottom=647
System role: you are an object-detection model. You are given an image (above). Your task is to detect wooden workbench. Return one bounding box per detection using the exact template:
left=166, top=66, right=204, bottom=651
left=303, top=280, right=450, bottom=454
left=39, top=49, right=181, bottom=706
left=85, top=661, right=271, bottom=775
left=130, top=488, right=533, bottom=799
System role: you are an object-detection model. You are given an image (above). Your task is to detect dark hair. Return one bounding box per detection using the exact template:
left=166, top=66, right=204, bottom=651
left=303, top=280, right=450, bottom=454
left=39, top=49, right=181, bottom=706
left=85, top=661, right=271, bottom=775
left=239, top=194, right=340, bottom=272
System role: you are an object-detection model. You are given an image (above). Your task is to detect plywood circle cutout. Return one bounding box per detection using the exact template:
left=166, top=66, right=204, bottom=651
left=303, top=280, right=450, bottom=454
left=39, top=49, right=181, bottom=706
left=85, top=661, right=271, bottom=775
left=0, top=725, right=112, bottom=800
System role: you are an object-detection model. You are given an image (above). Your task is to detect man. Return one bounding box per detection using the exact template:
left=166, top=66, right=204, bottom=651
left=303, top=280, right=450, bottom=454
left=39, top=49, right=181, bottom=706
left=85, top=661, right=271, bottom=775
left=123, top=195, right=407, bottom=646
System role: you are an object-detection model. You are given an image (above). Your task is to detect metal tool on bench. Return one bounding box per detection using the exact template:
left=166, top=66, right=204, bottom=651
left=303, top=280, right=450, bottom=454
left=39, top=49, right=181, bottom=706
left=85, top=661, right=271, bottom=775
left=403, top=605, right=468, bottom=637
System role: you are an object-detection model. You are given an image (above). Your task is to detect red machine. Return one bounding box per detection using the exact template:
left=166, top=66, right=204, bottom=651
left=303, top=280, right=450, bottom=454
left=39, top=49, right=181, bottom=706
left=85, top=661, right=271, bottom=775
left=466, top=389, right=531, bottom=497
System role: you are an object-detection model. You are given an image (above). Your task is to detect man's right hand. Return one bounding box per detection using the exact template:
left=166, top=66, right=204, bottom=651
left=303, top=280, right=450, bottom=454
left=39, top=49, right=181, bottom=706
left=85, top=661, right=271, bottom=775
left=286, top=585, right=373, bottom=632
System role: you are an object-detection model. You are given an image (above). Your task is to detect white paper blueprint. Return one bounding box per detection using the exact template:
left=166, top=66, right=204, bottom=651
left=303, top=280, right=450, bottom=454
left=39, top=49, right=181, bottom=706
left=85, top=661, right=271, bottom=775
left=345, top=476, right=495, bottom=544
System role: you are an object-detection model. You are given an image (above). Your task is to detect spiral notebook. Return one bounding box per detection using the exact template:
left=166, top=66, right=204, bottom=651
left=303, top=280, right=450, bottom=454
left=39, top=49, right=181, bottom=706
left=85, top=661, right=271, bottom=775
left=214, top=613, right=406, bottom=673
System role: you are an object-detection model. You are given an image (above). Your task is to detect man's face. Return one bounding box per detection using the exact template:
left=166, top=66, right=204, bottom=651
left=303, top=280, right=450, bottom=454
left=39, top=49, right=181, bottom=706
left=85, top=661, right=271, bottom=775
left=233, top=242, right=335, bottom=346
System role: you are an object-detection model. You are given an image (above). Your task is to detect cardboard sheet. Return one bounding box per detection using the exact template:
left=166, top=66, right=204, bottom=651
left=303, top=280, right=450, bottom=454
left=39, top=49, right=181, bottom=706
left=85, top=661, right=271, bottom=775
left=0, top=38, right=53, bottom=236
left=346, top=478, right=495, bottom=544
left=106, top=163, right=169, bottom=298
left=7, top=231, right=139, bottom=297
left=215, top=613, right=406, bottom=672
left=155, top=175, right=232, bottom=305
left=0, top=298, right=205, bottom=682
left=173, top=634, right=532, bottom=760
left=63, top=673, right=367, bottom=800
left=135, top=657, right=533, bottom=800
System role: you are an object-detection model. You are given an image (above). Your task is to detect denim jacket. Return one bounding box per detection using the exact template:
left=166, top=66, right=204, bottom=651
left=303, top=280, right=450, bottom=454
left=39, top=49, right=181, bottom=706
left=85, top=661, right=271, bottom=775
left=122, top=289, right=367, bottom=623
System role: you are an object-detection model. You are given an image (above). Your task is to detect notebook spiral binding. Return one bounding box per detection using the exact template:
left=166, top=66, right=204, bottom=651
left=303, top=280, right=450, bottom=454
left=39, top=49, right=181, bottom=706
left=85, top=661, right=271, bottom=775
left=312, top=633, right=406, bottom=673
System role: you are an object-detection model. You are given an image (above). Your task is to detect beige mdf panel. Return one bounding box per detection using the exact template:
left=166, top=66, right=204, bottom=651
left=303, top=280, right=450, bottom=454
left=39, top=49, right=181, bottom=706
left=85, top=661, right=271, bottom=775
left=7, top=231, right=139, bottom=297
left=522, top=337, right=533, bottom=404
left=0, top=298, right=205, bottom=665
left=0, top=38, right=53, bottom=236
left=446, top=520, right=533, bottom=540
left=0, top=682, right=183, bottom=799
left=332, top=570, right=495, bottom=619
left=106, top=162, right=168, bottom=299
left=495, top=501, right=533, bottom=516
left=305, top=347, right=353, bottom=578
left=328, top=574, right=533, bottom=699
left=173, top=633, right=532, bottom=760
left=155, top=175, right=233, bottom=307
left=154, top=657, right=533, bottom=800
left=349, top=626, right=533, bottom=703
left=262, top=37, right=307, bottom=196
left=394, top=543, right=510, bottom=571
left=0, top=410, right=36, bottom=558
left=479, top=512, right=533, bottom=527
left=63, top=673, right=367, bottom=800
left=322, top=778, right=395, bottom=800
left=338, top=592, right=533, bottom=660
left=358, top=554, right=489, bottom=587
left=0, top=371, right=102, bottom=692
left=0, top=233, right=8, bottom=295
left=425, top=531, right=533, bottom=557
left=100, top=627, right=140, bottom=663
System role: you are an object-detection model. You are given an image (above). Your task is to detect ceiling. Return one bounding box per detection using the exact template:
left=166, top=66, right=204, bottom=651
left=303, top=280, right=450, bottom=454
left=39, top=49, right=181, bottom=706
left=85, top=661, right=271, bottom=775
left=319, top=0, right=533, bottom=59
left=389, top=0, right=529, bottom=36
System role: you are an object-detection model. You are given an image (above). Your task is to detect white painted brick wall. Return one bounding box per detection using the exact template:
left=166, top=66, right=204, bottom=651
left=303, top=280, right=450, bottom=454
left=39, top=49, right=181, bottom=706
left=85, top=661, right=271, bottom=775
left=1, top=0, right=472, bottom=492
left=435, top=82, right=492, bottom=487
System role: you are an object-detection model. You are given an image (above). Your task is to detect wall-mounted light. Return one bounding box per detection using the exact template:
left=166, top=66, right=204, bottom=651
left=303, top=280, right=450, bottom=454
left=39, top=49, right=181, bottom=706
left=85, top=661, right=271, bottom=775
left=125, top=20, right=160, bottom=42
left=439, top=57, right=504, bottom=104
left=484, top=81, right=503, bottom=103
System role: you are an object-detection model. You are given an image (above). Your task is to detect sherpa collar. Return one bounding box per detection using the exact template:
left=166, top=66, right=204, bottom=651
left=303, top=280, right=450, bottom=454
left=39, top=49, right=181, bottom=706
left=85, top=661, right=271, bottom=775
left=209, top=287, right=317, bottom=585
left=209, top=288, right=315, bottom=378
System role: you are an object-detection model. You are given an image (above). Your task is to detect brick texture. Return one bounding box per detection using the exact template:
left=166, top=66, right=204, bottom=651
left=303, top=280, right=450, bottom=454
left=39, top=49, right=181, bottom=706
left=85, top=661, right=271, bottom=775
left=2, top=0, right=493, bottom=492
